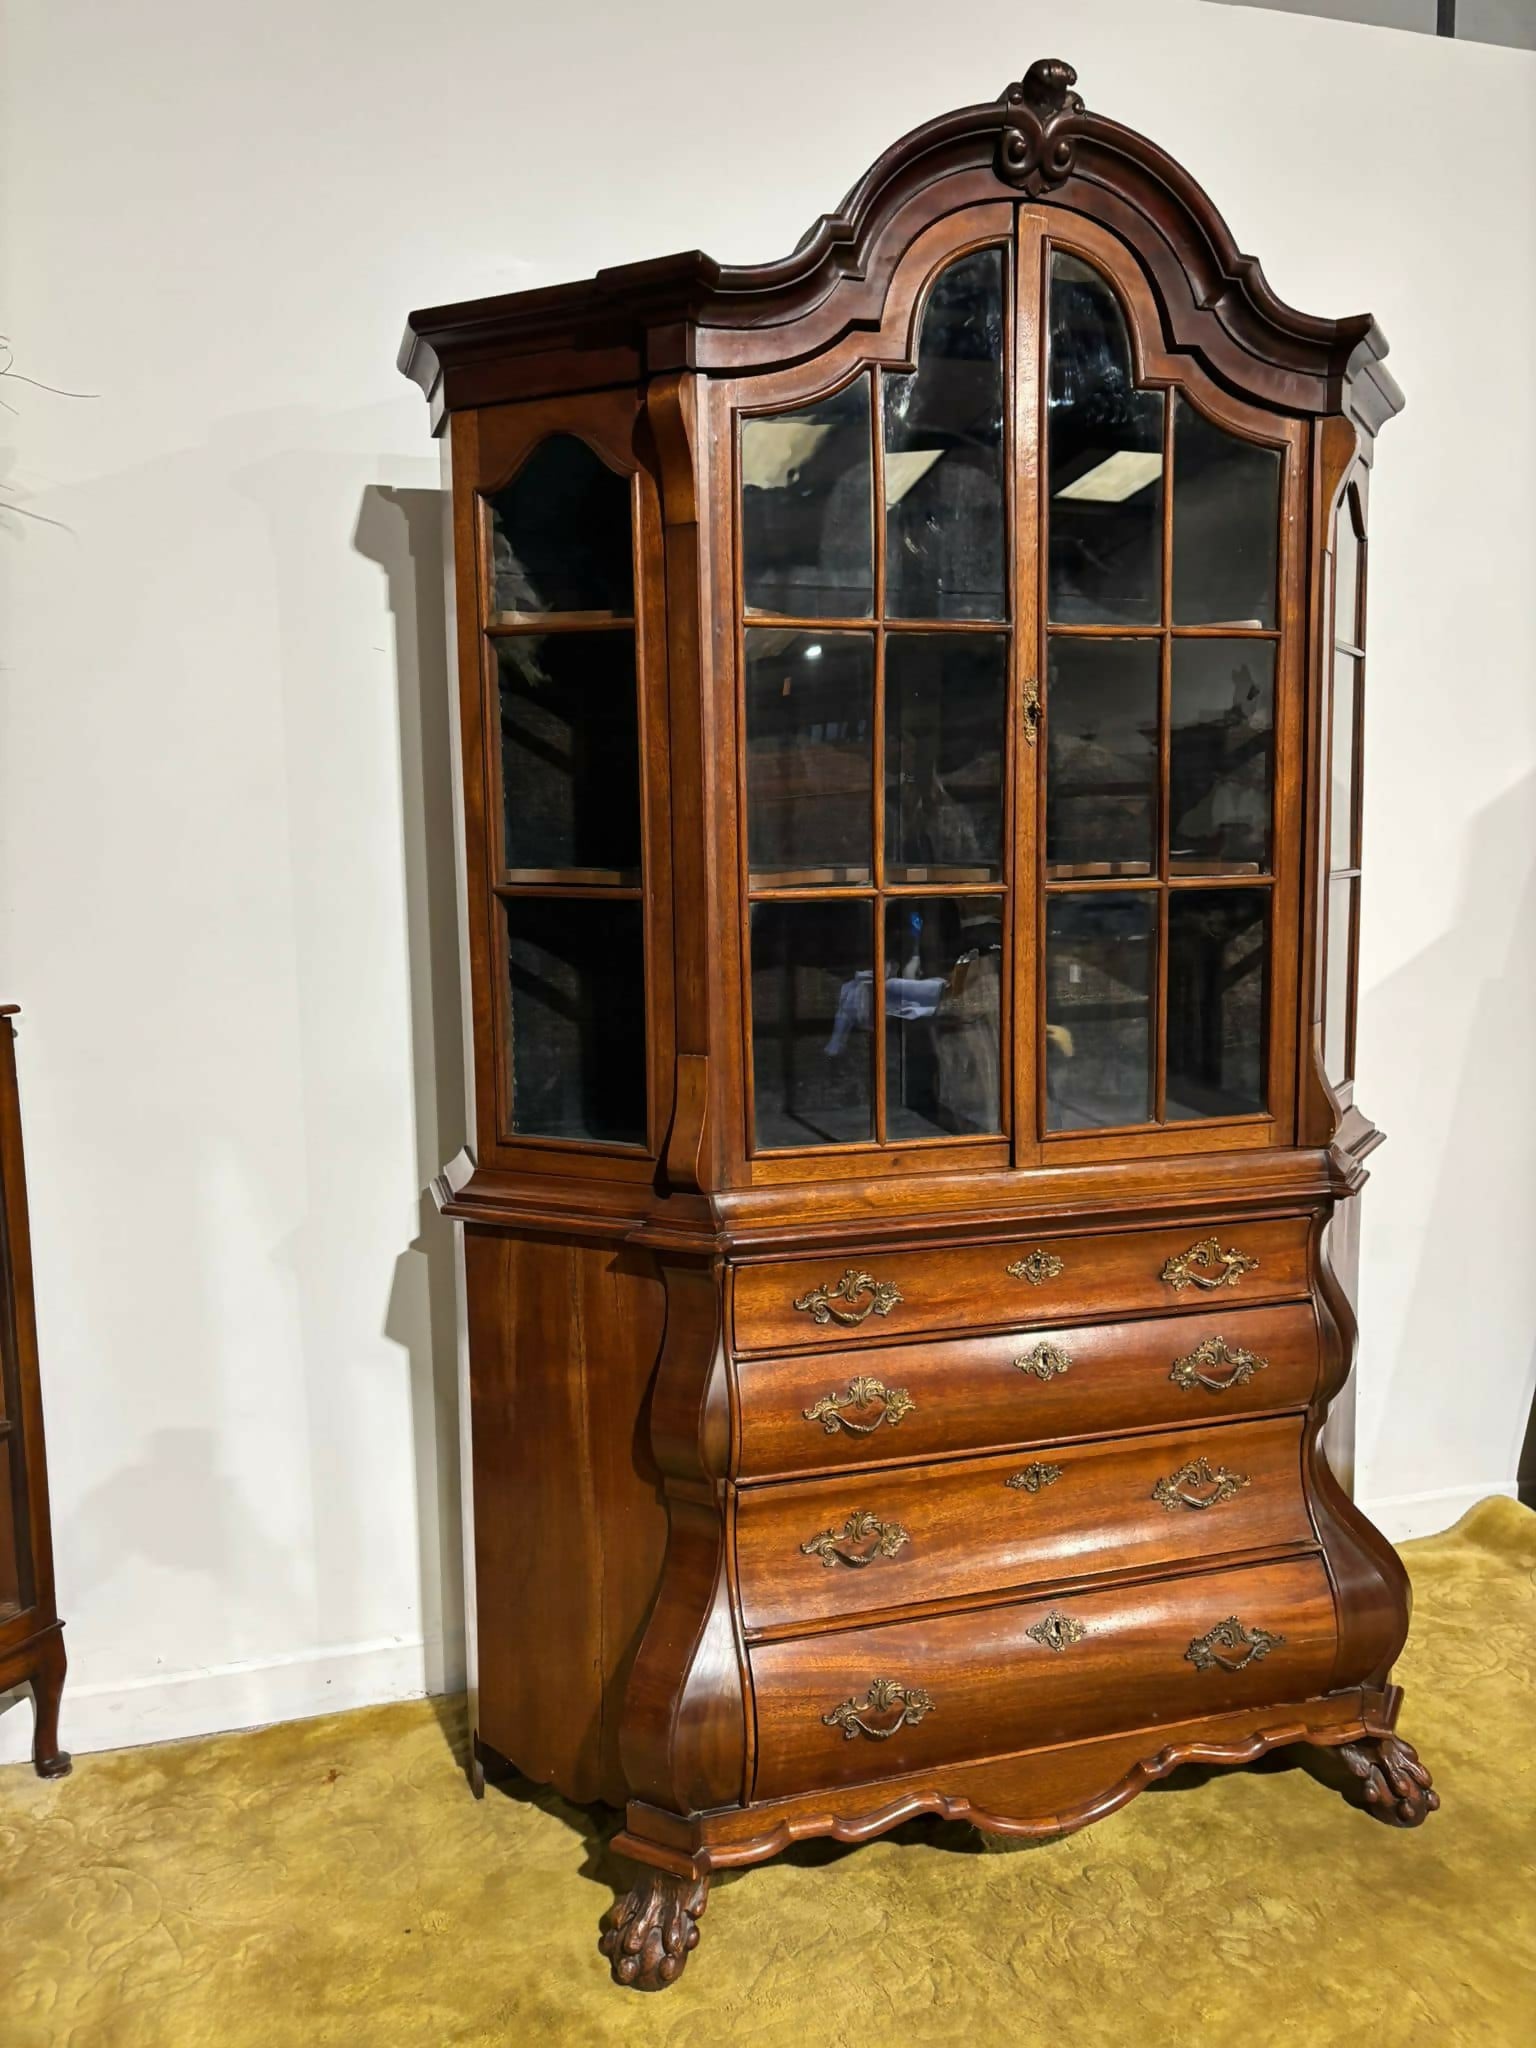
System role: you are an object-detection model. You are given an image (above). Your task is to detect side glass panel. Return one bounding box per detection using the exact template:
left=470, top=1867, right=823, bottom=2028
left=1165, top=890, right=1269, bottom=1120
left=502, top=898, right=647, bottom=1143
left=1044, top=892, right=1156, bottom=1130
left=1171, top=396, right=1280, bottom=628
left=884, top=896, right=1004, bottom=1138
left=884, top=248, right=1007, bottom=620
left=1047, top=253, right=1164, bottom=625
left=742, top=379, right=874, bottom=618
left=745, top=630, right=874, bottom=886
left=1169, top=640, right=1275, bottom=874
left=1330, top=653, right=1358, bottom=871
left=750, top=900, right=875, bottom=1149
left=1323, top=874, right=1356, bottom=1087
left=488, top=436, right=634, bottom=616
left=1046, top=639, right=1159, bottom=877
left=497, top=635, right=641, bottom=881
left=1334, top=514, right=1361, bottom=648
left=885, top=633, right=1006, bottom=882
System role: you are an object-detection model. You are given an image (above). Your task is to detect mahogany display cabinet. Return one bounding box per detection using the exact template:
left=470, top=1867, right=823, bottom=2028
left=399, top=59, right=1435, bottom=1991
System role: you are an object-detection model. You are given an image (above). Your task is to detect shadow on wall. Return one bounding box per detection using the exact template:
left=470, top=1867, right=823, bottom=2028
left=354, top=484, right=468, bottom=1698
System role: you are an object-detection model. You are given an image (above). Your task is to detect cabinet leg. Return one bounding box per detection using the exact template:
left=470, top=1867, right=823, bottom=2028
left=1334, top=1730, right=1438, bottom=1827
left=598, top=1866, right=710, bottom=1990
left=30, top=1633, right=71, bottom=1780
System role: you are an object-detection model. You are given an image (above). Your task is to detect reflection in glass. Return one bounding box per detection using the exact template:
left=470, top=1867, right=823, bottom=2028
left=1048, top=253, right=1164, bottom=625
left=1171, top=397, right=1280, bottom=627
left=1045, top=891, right=1155, bottom=1129
left=503, top=898, right=646, bottom=1143
left=1046, top=639, right=1159, bottom=875
left=497, top=635, right=640, bottom=878
left=1330, top=653, right=1358, bottom=872
left=745, top=631, right=873, bottom=884
left=742, top=379, right=873, bottom=618
left=1323, top=874, right=1355, bottom=1087
left=1165, top=890, right=1269, bottom=1120
left=885, top=634, right=1006, bottom=882
left=1334, top=509, right=1361, bottom=648
left=488, top=436, right=633, bottom=615
left=884, top=249, right=1007, bottom=620
left=751, top=900, right=874, bottom=1149
left=884, top=897, right=1003, bottom=1139
left=1169, top=640, right=1275, bottom=873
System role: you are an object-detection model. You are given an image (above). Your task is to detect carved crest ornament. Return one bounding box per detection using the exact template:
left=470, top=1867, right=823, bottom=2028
left=995, top=58, right=1087, bottom=195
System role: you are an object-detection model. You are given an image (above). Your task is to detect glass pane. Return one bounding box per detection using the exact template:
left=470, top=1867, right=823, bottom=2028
left=750, top=900, right=874, bottom=1149
left=1171, top=397, right=1280, bottom=628
left=1045, top=891, right=1156, bottom=1130
left=1046, top=639, right=1159, bottom=877
left=1165, top=889, right=1269, bottom=1121
left=745, top=630, right=873, bottom=885
left=884, top=897, right=1004, bottom=1139
left=1169, top=640, right=1275, bottom=874
left=1048, top=253, right=1164, bottom=626
left=1330, top=652, right=1358, bottom=871
left=1324, top=874, right=1356, bottom=1088
left=497, top=634, right=640, bottom=879
left=503, top=898, right=646, bottom=1144
left=1334, top=507, right=1361, bottom=648
left=488, top=436, right=633, bottom=615
left=885, top=633, right=1006, bottom=882
left=884, top=248, right=1007, bottom=620
left=742, top=379, right=873, bottom=618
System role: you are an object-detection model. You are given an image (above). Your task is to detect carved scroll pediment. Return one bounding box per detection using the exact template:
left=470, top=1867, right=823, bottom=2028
left=996, top=57, right=1086, bottom=195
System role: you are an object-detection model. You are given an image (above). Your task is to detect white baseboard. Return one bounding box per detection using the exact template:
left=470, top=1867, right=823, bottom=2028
left=1357, top=1481, right=1520, bottom=1545
left=0, top=1630, right=466, bottom=1766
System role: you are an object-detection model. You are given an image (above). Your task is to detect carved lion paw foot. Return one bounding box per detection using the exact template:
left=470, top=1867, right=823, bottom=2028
left=1336, top=1732, right=1440, bottom=1827
left=598, top=1869, right=710, bottom=1990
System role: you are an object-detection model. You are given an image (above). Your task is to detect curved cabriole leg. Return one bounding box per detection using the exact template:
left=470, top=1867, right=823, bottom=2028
left=1335, top=1731, right=1438, bottom=1827
left=599, top=1867, right=710, bottom=1990
left=30, top=1634, right=71, bottom=1780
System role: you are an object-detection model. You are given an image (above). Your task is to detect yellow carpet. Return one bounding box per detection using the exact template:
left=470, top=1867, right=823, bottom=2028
left=4, top=1499, right=1534, bottom=2047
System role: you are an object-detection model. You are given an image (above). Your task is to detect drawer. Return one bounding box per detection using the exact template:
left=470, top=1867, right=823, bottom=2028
left=733, top=1302, right=1319, bottom=1479
left=749, top=1553, right=1337, bottom=1801
left=732, top=1215, right=1310, bottom=1353
left=735, top=1415, right=1311, bottom=1634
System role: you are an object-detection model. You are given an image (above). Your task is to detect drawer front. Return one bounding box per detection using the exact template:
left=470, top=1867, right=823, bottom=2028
left=749, top=1554, right=1336, bottom=1801
left=733, top=1216, right=1310, bottom=1353
left=736, top=1416, right=1311, bottom=1634
left=734, top=1302, right=1319, bottom=1479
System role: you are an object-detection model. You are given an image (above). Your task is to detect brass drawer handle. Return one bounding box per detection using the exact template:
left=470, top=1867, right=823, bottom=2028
left=1026, top=1610, right=1087, bottom=1653
left=1014, top=1341, right=1072, bottom=1380
left=1170, top=1336, right=1269, bottom=1393
left=1153, top=1456, right=1249, bottom=1511
left=800, top=1510, right=910, bottom=1569
left=1007, top=1248, right=1064, bottom=1285
left=1161, top=1236, right=1259, bottom=1292
left=792, top=1268, right=903, bottom=1326
left=822, top=1677, right=935, bottom=1741
left=802, top=1376, right=915, bottom=1436
left=1185, top=1616, right=1285, bottom=1673
left=1007, top=1461, right=1062, bottom=1494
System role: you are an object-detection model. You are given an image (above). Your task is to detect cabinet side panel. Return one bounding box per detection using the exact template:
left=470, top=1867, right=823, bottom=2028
left=464, top=1227, right=667, bottom=1805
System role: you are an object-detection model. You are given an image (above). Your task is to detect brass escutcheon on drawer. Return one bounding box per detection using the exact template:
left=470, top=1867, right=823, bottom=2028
left=799, top=1510, right=910, bottom=1569
left=1169, top=1335, right=1269, bottom=1392
left=1006, top=1461, right=1063, bottom=1494
left=791, top=1269, right=903, bottom=1326
left=802, top=1376, right=915, bottom=1436
left=1185, top=1616, right=1285, bottom=1672
left=1014, top=1341, right=1072, bottom=1380
left=1025, top=1610, right=1087, bottom=1653
left=1007, top=1248, right=1065, bottom=1285
left=821, top=1677, right=935, bottom=1740
left=1152, top=1455, right=1249, bottom=1511
left=1160, top=1237, right=1260, bottom=1292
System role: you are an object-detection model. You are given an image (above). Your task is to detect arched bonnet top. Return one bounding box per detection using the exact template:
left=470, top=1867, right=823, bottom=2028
left=400, top=59, right=1403, bottom=436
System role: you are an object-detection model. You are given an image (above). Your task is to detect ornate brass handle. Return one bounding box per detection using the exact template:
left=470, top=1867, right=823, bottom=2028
left=821, top=1677, right=935, bottom=1741
left=1152, top=1456, right=1249, bottom=1512
left=1025, top=1610, right=1087, bottom=1653
left=1160, top=1237, right=1259, bottom=1292
left=792, top=1268, right=903, bottom=1326
left=1185, top=1616, right=1285, bottom=1673
left=1007, top=1461, right=1062, bottom=1494
left=1014, top=1341, right=1072, bottom=1380
left=802, top=1375, right=915, bottom=1436
left=1022, top=675, right=1042, bottom=746
left=1169, top=1336, right=1269, bottom=1393
left=800, top=1510, right=911, bottom=1569
left=1007, top=1248, right=1064, bottom=1285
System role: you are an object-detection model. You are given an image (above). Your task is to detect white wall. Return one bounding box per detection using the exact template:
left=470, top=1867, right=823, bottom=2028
left=1, top=0, right=1532, bottom=1760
